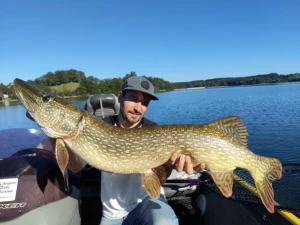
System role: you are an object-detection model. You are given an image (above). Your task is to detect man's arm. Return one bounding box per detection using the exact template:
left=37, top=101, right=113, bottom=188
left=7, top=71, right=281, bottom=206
left=37, top=137, right=87, bottom=173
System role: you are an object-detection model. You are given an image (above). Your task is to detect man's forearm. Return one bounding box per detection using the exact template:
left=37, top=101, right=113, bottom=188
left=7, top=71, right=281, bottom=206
left=37, top=137, right=87, bottom=173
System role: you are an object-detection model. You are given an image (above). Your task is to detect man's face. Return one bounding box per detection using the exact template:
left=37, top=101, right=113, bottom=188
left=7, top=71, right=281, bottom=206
left=118, top=90, right=151, bottom=127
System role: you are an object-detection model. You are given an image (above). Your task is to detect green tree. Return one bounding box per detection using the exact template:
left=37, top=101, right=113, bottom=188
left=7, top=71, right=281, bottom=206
left=123, top=71, right=137, bottom=81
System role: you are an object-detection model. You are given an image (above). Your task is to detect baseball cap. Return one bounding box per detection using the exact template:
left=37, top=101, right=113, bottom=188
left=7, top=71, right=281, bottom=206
left=121, top=76, right=159, bottom=100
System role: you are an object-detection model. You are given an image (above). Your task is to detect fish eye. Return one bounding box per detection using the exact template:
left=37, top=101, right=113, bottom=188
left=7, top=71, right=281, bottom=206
left=42, top=95, right=51, bottom=103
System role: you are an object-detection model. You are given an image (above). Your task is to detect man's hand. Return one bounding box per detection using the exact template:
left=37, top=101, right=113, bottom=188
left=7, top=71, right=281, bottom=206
left=169, top=153, right=206, bottom=175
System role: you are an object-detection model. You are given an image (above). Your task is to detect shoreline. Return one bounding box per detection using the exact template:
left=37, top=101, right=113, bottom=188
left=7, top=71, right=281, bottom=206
left=0, top=95, right=87, bottom=103
left=2, top=81, right=300, bottom=103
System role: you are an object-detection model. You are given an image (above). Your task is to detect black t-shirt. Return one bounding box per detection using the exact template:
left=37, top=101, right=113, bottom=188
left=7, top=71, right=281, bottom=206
left=102, top=115, right=157, bottom=128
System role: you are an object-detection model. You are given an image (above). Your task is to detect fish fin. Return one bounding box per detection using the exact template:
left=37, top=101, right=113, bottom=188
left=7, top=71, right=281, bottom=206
left=207, top=116, right=248, bottom=147
left=142, top=170, right=161, bottom=199
left=251, top=157, right=282, bottom=214
left=210, top=170, right=234, bottom=197
left=55, top=139, right=69, bottom=175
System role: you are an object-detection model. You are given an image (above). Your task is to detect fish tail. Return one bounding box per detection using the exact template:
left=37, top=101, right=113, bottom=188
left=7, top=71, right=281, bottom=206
left=250, top=157, right=282, bottom=213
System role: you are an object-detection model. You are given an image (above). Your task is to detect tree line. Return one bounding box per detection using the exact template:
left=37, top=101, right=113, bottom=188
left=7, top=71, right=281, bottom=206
left=172, top=73, right=300, bottom=89
left=0, top=70, right=174, bottom=100
left=1, top=70, right=300, bottom=100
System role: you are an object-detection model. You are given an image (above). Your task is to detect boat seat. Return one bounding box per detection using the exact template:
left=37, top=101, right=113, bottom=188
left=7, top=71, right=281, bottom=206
left=85, top=94, right=120, bottom=118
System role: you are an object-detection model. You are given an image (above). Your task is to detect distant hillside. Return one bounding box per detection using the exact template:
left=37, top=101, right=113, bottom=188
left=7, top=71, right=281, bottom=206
left=1, top=70, right=300, bottom=100
left=2, top=70, right=173, bottom=100
left=172, top=73, right=300, bottom=89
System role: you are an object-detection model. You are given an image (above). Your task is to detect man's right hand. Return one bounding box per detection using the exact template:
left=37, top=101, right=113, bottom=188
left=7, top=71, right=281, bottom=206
left=169, top=153, right=206, bottom=175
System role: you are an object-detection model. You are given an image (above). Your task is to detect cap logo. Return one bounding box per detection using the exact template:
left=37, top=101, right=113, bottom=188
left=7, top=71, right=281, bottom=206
left=141, top=81, right=150, bottom=90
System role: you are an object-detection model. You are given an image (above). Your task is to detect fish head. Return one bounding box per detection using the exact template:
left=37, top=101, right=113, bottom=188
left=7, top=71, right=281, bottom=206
left=13, top=78, right=85, bottom=139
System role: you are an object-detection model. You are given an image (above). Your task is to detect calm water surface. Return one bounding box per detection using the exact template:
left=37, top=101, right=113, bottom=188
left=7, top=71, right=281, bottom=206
left=1, top=83, right=299, bottom=164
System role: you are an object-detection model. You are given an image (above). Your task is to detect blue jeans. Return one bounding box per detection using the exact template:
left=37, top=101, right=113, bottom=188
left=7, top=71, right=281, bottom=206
left=99, top=195, right=178, bottom=225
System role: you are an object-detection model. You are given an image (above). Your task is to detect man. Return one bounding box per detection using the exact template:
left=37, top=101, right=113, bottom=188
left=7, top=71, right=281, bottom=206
left=38, top=76, right=205, bottom=225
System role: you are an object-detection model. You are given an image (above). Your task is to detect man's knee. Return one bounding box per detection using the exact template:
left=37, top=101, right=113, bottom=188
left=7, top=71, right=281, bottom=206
left=126, top=196, right=178, bottom=225
left=150, top=208, right=178, bottom=225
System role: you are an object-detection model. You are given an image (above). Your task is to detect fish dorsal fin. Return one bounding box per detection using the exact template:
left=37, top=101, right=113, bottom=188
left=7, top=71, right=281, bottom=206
left=207, top=116, right=248, bottom=147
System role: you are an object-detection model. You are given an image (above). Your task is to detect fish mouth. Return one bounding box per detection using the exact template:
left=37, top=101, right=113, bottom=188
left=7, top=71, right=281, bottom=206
left=13, top=78, right=41, bottom=119
left=26, top=111, right=36, bottom=121
left=26, top=111, right=48, bottom=132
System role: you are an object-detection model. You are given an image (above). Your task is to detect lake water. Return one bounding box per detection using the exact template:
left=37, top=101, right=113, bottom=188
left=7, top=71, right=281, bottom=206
left=1, top=83, right=300, bottom=164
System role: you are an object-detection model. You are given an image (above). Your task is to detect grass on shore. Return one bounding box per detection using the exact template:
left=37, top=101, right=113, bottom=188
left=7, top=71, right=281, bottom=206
left=49, top=82, right=80, bottom=93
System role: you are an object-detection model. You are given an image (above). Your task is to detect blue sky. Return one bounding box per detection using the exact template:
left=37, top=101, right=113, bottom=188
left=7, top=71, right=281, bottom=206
left=1, top=0, right=299, bottom=85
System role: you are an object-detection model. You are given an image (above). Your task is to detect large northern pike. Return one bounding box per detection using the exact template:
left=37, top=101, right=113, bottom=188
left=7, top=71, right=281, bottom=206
left=13, top=78, right=282, bottom=213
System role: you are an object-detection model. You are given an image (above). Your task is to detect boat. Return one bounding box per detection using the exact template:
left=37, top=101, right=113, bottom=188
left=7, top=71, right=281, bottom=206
left=0, top=94, right=299, bottom=225
left=0, top=128, right=81, bottom=225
